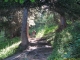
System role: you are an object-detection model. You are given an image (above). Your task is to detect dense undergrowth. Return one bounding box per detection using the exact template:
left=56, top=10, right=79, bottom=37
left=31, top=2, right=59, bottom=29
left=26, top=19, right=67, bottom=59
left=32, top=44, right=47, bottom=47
left=36, top=26, right=58, bottom=38
left=47, top=21, right=80, bottom=60
left=0, top=36, right=20, bottom=60
left=0, top=8, right=80, bottom=60
left=33, top=20, right=80, bottom=60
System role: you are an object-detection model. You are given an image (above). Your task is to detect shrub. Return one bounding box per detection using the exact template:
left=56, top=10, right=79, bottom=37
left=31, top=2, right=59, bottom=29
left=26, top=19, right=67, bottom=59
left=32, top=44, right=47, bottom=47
left=48, top=21, right=80, bottom=60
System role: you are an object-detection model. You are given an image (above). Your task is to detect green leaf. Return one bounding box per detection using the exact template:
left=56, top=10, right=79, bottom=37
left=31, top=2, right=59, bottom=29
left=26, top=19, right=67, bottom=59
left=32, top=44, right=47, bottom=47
left=4, top=0, right=8, bottom=2
left=15, top=0, right=18, bottom=2
left=30, top=0, right=35, bottom=3
left=20, top=0, right=24, bottom=4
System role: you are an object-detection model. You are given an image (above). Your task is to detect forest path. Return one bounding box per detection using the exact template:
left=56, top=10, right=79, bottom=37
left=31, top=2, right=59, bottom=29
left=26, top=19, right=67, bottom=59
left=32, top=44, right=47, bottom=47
left=5, top=38, right=53, bottom=60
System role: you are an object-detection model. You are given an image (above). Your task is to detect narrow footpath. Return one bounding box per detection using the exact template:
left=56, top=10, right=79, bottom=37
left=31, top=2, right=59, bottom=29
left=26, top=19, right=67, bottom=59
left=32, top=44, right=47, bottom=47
left=5, top=38, right=53, bottom=60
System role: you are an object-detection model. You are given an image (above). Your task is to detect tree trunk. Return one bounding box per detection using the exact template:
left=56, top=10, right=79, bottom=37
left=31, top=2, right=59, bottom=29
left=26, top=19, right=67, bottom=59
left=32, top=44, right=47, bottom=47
left=20, top=7, right=29, bottom=50
left=27, top=23, right=30, bottom=38
left=57, top=13, right=67, bottom=32
left=60, top=14, right=66, bottom=28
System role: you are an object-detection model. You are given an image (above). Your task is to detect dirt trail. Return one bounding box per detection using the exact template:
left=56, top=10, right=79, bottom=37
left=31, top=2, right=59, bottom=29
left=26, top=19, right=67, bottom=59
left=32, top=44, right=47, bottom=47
left=5, top=38, right=53, bottom=60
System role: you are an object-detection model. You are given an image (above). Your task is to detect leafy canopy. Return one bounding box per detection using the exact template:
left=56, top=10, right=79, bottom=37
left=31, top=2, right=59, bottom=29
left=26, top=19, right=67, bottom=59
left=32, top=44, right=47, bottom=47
left=4, top=0, right=35, bottom=4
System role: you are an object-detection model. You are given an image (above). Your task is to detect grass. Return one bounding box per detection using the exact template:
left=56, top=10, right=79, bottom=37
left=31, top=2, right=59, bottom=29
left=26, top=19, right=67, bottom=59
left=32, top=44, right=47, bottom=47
left=44, top=26, right=58, bottom=35
left=36, top=28, right=45, bottom=38
left=0, top=41, right=21, bottom=60
left=0, top=37, right=21, bottom=60
left=35, top=26, right=58, bottom=38
left=0, top=31, right=5, bottom=42
left=0, top=37, right=20, bottom=49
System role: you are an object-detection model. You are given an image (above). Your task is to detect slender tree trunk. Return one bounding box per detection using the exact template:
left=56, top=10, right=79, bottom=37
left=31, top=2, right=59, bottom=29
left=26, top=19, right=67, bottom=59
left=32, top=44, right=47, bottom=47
left=20, top=7, right=29, bottom=50
left=57, top=13, right=67, bottom=32
left=59, top=14, right=66, bottom=28
left=27, top=23, right=30, bottom=38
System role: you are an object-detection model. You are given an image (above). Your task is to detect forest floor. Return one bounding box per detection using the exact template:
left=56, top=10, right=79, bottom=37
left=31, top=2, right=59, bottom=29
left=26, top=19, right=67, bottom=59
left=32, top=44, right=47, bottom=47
left=4, top=37, right=53, bottom=60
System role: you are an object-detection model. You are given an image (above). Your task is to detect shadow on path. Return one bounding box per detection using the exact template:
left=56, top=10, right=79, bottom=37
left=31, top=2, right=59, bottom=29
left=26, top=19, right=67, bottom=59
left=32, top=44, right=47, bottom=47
left=4, top=38, right=53, bottom=60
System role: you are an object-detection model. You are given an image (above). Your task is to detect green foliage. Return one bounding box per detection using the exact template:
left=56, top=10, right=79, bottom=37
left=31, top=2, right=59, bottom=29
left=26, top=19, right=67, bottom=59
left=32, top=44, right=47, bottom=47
left=15, top=0, right=18, bottom=2
left=0, top=37, right=20, bottom=50
left=30, top=0, right=35, bottom=3
left=0, top=37, right=20, bottom=59
left=48, top=21, right=80, bottom=60
left=2, top=0, right=80, bottom=17
left=31, top=25, right=57, bottom=38
left=29, top=10, right=56, bottom=38
left=4, top=0, right=24, bottom=4
left=19, top=0, right=24, bottom=4
left=4, top=0, right=35, bottom=4
left=56, top=0, right=80, bottom=16
left=4, top=0, right=8, bottom=2
left=44, top=26, right=58, bottom=35
left=0, top=31, right=5, bottom=42
left=36, top=28, right=45, bottom=38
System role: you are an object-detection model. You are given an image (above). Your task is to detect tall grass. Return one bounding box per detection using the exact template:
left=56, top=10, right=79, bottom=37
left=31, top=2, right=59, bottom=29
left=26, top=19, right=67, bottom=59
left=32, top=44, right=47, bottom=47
left=35, top=26, right=57, bottom=38
left=0, top=37, right=21, bottom=60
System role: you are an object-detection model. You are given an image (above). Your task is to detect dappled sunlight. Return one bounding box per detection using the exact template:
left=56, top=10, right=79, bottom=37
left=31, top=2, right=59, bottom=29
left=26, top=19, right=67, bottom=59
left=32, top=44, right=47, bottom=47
left=46, top=33, right=56, bottom=44
left=36, top=29, right=45, bottom=38
left=0, top=0, right=80, bottom=60
left=0, top=41, right=21, bottom=59
left=28, top=46, right=38, bottom=50
left=66, top=32, right=72, bottom=41
left=52, top=26, right=58, bottom=32
left=45, top=45, right=52, bottom=48
left=61, top=31, right=73, bottom=43
left=28, top=16, right=35, bottom=26
left=58, top=48, right=64, bottom=54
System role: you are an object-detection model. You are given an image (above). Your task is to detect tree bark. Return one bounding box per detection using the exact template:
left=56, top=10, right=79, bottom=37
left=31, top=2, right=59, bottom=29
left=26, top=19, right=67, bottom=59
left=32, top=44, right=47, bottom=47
left=20, top=7, right=29, bottom=50
left=59, top=14, right=66, bottom=28
left=27, top=23, right=30, bottom=38
left=56, top=13, right=67, bottom=32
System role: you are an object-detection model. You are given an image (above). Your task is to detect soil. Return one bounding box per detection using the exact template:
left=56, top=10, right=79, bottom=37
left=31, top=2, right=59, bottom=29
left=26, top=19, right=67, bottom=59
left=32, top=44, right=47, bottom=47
left=4, top=38, right=53, bottom=60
